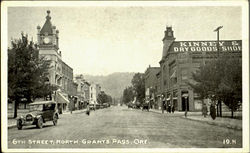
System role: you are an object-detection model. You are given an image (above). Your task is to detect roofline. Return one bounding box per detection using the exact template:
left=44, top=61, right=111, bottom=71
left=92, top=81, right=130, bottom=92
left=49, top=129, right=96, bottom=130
left=62, top=60, right=73, bottom=70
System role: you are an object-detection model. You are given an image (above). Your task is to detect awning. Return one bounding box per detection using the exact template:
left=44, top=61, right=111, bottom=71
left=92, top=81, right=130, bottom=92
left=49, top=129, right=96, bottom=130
left=182, top=93, right=189, bottom=98
left=56, top=92, right=70, bottom=104
left=170, top=70, right=177, bottom=78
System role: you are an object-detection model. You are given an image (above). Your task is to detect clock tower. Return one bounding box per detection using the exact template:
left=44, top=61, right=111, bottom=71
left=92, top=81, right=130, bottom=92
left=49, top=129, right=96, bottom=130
left=37, top=10, right=62, bottom=87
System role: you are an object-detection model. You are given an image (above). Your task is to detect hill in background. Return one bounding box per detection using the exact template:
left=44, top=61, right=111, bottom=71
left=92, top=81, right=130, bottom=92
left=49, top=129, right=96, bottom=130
left=83, top=72, right=135, bottom=99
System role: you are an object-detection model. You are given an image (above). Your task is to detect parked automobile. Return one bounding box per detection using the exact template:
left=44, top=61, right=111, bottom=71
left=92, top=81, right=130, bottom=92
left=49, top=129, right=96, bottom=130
left=100, top=104, right=104, bottom=109
left=142, top=103, right=149, bottom=111
left=128, top=102, right=133, bottom=108
left=16, top=101, right=59, bottom=130
left=135, top=101, right=141, bottom=109
left=89, top=104, right=95, bottom=110
left=96, top=104, right=100, bottom=109
left=103, top=103, right=110, bottom=108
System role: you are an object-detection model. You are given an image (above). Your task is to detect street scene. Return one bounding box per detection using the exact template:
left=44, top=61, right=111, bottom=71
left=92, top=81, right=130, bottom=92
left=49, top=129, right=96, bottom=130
left=2, top=2, right=248, bottom=152
left=8, top=106, right=242, bottom=148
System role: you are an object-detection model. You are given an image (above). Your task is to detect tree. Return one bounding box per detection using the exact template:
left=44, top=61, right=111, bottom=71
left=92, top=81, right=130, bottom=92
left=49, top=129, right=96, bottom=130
left=218, top=58, right=242, bottom=118
left=189, top=56, right=242, bottom=118
left=97, top=91, right=110, bottom=104
left=107, top=95, right=112, bottom=105
left=122, top=86, right=134, bottom=105
left=8, top=33, right=53, bottom=118
left=131, top=73, right=145, bottom=104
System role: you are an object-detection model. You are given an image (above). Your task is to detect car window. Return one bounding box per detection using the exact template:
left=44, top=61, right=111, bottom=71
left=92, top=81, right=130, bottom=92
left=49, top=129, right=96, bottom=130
left=29, top=105, right=43, bottom=111
left=44, top=104, right=55, bottom=111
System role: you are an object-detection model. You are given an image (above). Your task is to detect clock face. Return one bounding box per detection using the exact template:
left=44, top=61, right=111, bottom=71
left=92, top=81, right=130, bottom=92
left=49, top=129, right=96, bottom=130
left=44, top=37, right=50, bottom=44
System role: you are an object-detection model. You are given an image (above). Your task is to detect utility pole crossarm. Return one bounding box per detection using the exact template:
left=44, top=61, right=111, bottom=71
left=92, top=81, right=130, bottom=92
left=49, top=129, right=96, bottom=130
left=213, top=26, right=223, bottom=57
left=214, top=26, right=223, bottom=32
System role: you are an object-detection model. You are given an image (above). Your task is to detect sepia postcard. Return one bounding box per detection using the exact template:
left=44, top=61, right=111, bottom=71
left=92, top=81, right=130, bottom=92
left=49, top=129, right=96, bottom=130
left=1, top=1, right=249, bottom=153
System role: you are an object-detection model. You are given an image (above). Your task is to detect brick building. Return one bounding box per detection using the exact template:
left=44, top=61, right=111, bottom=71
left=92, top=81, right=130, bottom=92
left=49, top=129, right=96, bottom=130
left=158, top=26, right=242, bottom=111
left=37, top=10, right=74, bottom=111
left=144, top=65, right=160, bottom=108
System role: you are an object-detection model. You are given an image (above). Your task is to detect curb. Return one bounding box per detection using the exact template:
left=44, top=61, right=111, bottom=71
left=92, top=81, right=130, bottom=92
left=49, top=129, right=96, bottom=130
left=60, top=109, right=87, bottom=115
left=182, top=116, right=242, bottom=131
left=8, top=124, right=16, bottom=129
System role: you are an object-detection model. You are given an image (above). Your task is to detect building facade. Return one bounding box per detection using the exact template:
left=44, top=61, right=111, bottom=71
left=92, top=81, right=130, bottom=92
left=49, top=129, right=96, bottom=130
left=37, top=10, right=73, bottom=111
left=159, top=26, right=242, bottom=111
left=83, top=81, right=91, bottom=103
left=89, top=83, right=101, bottom=105
left=144, top=65, right=160, bottom=108
left=74, top=74, right=91, bottom=109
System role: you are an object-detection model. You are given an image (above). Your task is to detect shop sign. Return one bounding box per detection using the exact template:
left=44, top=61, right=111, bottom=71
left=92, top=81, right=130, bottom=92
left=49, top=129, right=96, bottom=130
left=173, top=40, right=241, bottom=53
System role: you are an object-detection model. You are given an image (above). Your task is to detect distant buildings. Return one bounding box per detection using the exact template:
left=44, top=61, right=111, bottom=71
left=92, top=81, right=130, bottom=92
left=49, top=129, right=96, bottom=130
left=89, top=83, right=101, bottom=105
left=145, top=26, right=242, bottom=111
left=144, top=65, right=160, bottom=108
left=74, top=74, right=91, bottom=109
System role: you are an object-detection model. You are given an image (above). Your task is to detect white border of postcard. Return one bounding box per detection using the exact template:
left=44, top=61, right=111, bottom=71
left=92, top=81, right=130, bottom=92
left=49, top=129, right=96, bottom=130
left=1, top=1, right=249, bottom=152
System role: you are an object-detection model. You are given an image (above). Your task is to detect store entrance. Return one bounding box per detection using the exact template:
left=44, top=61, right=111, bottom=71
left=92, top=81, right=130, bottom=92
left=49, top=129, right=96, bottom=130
left=181, top=92, right=189, bottom=111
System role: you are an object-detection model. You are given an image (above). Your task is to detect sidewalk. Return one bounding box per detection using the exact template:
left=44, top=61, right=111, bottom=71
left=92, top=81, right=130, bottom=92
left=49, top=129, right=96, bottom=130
left=149, top=108, right=242, bottom=130
left=184, top=115, right=242, bottom=131
left=62, top=109, right=86, bottom=115
left=8, top=109, right=87, bottom=129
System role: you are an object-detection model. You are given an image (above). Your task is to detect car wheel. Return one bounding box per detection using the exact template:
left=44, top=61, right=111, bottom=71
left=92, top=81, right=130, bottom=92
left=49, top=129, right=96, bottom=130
left=17, top=119, right=22, bottom=130
left=53, top=114, right=58, bottom=126
left=37, top=117, right=43, bottom=129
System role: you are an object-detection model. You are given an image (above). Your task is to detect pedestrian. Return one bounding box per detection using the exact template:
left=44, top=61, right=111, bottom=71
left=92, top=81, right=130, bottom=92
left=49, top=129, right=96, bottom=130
left=210, top=103, right=216, bottom=120
left=161, top=94, right=166, bottom=114
left=171, top=105, right=175, bottom=113
left=168, top=104, right=171, bottom=113
left=86, top=102, right=90, bottom=116
left=202, top=103, right=208, bottom=117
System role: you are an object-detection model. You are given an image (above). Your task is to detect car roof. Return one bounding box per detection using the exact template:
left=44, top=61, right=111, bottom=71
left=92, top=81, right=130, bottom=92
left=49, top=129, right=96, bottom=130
left=29, top=101, right=56, bottom=106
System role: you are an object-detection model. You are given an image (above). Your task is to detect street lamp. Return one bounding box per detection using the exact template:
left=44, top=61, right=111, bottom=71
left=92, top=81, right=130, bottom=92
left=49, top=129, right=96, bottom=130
left=213, top=26, right=223, bottom=57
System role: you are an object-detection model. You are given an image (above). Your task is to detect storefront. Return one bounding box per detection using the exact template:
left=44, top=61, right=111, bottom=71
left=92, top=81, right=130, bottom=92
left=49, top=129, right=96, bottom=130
left=159, top=26, right=242, bottom=111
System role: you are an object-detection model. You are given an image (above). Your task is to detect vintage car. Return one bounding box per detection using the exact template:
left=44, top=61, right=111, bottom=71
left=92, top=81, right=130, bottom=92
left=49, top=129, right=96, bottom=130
left=103, top=103, right=110, bottom=108
left=95, top=104, right=100, bottom=109
left=16, top=101, right=59, bottom=130
left=127, top=102, right=133, bottom=108
left=142, top=102, right=150, bottom=111
left=89, top=104, right=95, bottom=110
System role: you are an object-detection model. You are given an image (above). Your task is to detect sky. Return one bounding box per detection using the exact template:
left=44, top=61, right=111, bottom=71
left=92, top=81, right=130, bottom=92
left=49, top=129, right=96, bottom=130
left=7, top=5, right=242, bottom=76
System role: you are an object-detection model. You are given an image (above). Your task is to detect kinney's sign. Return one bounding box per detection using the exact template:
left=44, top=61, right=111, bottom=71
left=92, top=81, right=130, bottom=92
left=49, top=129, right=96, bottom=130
left=173, top=40, right=242, bottom=53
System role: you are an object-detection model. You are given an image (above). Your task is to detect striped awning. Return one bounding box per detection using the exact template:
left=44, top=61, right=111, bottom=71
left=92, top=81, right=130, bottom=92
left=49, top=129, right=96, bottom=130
left=170, top=70, right=177, bottom=78
left=56, top=92, right=70, bottom=104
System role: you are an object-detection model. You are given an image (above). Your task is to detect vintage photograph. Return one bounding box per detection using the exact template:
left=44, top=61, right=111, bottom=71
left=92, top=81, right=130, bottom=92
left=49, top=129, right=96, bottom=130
left=1, top=1, right=249, bottom=152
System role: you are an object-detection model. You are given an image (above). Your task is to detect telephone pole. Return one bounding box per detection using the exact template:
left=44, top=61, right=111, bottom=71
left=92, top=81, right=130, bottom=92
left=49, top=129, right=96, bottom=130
left=213, top=26, right=223, bottom=57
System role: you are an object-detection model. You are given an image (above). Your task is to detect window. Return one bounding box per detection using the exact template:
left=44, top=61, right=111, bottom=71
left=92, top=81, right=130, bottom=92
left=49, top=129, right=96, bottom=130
left=181, top=69, right=188, bottom=80
left=169, top=65, right=177, bottom=86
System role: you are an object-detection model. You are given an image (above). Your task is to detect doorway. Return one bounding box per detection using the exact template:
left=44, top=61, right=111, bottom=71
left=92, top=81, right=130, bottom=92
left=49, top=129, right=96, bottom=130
left=181, top=97, right=189, bottom=111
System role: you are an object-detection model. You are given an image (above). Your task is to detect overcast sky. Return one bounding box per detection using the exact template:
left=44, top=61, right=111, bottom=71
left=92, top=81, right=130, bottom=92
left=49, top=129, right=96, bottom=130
left=8, top=5, right=242, bottom=76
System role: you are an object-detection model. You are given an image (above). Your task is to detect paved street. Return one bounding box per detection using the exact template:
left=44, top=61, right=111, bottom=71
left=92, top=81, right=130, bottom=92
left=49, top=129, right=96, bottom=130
left=8, top=106, right=242, bottom=148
